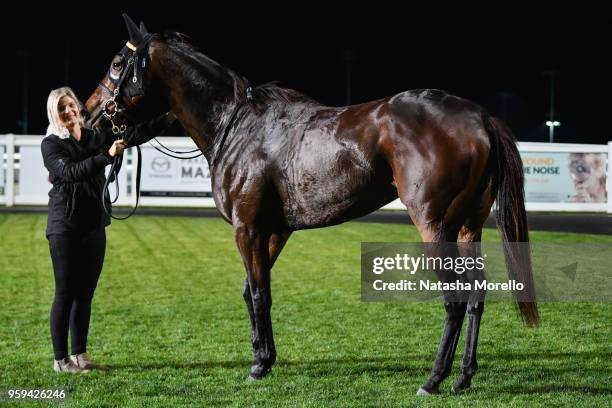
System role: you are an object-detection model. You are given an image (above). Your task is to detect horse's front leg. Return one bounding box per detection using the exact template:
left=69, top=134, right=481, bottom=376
left=234, top=222, right=276, bottom=379
left=241, top=231, right=291, bottom=378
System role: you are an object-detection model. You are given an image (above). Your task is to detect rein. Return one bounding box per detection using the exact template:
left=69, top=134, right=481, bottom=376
left=101, top=146, right=142, bottom=221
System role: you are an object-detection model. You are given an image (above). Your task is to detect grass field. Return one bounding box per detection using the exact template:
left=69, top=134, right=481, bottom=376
left=0, top=213, right=610, bottom=407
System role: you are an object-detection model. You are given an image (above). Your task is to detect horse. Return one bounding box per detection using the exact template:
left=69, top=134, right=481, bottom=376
left=85, top=14, right=538, bottom=395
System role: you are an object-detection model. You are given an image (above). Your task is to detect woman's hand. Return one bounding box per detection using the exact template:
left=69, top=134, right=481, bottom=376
left=108, top=139, right=126, bottom=157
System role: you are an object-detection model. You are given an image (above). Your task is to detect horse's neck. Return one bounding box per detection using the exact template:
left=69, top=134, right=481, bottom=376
left=155, top=43, right=236, bottom=160
left=163, top=73, right=235, bottom=161
left=173, top=95, right=233, bottom=158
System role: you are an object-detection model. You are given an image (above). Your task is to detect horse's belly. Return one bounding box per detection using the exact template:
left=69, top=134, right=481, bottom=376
left=280, top=121, right=396, bottom=229
left=284, top=176, right=397, bottom=229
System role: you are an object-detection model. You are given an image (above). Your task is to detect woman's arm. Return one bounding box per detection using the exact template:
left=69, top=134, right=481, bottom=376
left=41, top=138, right=111, bottom=183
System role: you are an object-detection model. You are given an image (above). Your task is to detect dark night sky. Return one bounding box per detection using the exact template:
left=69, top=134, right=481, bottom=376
left=2, top=4, right=611, bottom=144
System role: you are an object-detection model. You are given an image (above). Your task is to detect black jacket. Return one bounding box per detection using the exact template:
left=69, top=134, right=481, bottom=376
left=41, top=115, right=172, bottom=236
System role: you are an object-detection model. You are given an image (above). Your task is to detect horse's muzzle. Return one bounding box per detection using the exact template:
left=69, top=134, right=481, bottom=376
left=85, top=106, right=105, bottom=131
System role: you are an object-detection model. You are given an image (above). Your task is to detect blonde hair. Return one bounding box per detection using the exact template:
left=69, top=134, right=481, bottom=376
left=45, top=87, right=85, bottom=138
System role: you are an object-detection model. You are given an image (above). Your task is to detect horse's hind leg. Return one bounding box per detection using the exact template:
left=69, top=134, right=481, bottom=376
left=451, top=197, right=493, bottom=392
left=415, top=225, right=467, bottom=396
left=241, top=231, right=291, bottom=378
left=391, top=170, right=468, bottom=395
left=390, top=150, right=490, bottom=394
left=451, top=229, right=485, bottom=393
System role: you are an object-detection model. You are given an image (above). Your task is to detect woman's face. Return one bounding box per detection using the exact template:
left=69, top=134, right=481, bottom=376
left=58, top=96, right=81, bottom=128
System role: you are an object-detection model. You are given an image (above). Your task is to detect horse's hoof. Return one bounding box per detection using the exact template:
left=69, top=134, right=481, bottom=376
left=451, top=377, right=471, bottom=393
left=416, top=386, right=439, bottom=396
left=249, top=364, right=272, bottom=380
left=451, top=381, right=470, bottom=394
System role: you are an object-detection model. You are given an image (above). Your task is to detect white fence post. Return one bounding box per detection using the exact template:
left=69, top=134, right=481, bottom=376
left=608, top=141, right=612, bottom=214
left=131, top=148, right=138, bottom=208
left=5, top=134, right=15, bottom=207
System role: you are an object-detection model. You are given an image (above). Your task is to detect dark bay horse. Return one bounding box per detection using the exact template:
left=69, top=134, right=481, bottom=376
left=85, top=15, right=538, bottom=395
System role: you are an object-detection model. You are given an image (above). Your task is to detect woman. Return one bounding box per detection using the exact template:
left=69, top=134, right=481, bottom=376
left=42, top=87, right=175, bottom=373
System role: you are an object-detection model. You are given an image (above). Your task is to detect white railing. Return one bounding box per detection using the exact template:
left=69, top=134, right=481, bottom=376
left=1, top=135, right=610, bottom=213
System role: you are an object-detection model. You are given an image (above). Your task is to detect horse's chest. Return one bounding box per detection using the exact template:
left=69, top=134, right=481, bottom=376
left=210, top=162, right=268, bottom=224
left=210, top=171, right=234, bottom=223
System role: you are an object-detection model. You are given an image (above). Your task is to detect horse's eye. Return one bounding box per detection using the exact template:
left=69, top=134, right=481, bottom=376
left=112, top=62, right=123, bottom=70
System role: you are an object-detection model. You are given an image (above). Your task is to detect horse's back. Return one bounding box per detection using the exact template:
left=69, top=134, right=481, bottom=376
left=380, top=89, right=492, bottom=175
left=288, top=90, right=492, bottom=228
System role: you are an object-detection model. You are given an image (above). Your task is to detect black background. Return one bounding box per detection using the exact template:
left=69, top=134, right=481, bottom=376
left=2, top=4, right=611, bottom=144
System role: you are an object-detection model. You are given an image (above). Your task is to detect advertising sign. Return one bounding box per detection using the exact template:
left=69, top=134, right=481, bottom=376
left=523, top=152, right=607, bottom=203
left=139, top=146, right=212, bottom=197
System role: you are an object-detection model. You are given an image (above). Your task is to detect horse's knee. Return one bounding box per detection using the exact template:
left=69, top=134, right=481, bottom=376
left=467, top=302, right=484, bottom=317
left=444, top=302, right=467, bottom=320
left=242, top=279, right=251, bottom=303
left=251, top=290, right=272, bottom=314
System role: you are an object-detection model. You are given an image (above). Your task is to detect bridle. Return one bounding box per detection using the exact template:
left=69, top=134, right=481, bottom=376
left=99, top=38, right=151, bottom=220
left=99, top=36, right=205, bottom=220
left=99, top=38, right=150, bottom=134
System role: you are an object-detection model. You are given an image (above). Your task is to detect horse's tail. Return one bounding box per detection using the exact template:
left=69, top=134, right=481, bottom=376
left=485, top=115, right=539, bottom=326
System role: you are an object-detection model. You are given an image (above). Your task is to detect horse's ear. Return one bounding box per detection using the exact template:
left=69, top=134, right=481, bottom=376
left=123, top=13, right=144, bottom=45
left=139, top=21, right=149, bottom=35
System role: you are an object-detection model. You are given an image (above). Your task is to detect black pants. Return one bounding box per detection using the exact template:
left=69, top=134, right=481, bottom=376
left=48, top=229, right=106, bottom=360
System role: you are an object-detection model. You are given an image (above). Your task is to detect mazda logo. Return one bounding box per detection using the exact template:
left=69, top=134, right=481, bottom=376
left=151, top=157, right=171, bottom=172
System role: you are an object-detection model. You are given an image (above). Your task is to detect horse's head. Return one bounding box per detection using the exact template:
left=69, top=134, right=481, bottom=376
left=85, top=14, right=162, bottom=133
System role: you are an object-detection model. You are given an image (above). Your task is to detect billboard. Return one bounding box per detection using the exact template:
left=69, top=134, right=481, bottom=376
left=523, top=152, right=607, bottom=203
left=139, top=146, right=212, bottom=197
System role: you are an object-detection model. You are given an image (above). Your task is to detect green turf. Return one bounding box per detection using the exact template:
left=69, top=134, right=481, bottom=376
left=0, top=213, right=610, bottom=407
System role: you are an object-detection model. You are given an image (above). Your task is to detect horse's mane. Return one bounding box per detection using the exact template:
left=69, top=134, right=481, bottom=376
left=155, top=31, right=315, bottom=110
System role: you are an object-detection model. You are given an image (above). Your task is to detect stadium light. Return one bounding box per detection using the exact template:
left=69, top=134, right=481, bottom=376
left=546, top=120, right=560, bottom=143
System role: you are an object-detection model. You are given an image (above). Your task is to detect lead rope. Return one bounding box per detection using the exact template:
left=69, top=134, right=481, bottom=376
left=102, top=144, right=142, bottom=220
